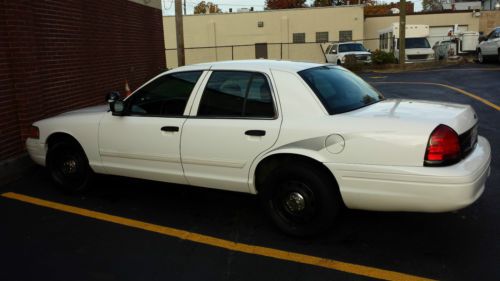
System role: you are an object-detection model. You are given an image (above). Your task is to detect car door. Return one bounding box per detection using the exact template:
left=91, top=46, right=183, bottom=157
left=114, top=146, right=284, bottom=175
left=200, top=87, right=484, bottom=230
left=326, top=44, right=338, bottom=63
left=482, top=29, right=498, bottom=55
left=99, top=71, right=205, bottom=184
left=181, top=70, right=281, bottom=193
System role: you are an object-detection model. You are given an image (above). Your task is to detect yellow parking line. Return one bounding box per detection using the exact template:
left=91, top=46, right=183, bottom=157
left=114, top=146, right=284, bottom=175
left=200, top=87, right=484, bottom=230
left=2, top=192, right=434, bottom=281
left=372, top=81, right=500, bottom=111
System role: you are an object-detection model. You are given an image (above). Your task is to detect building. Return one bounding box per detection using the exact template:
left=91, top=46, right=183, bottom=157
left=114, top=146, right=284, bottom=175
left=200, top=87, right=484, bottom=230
left=163, top=6, right=365, bottom=68
left=163, top=7, right=491, bottom=69
left=0, top=0, right=165, bottom=166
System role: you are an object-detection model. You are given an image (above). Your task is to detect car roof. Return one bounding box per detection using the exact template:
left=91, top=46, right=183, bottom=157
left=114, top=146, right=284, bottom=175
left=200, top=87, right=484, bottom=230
left=170, top=60, right=324, bottom=73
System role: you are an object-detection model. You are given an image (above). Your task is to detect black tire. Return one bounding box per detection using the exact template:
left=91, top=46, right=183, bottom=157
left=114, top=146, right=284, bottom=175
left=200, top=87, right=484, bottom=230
left=47, top=141, right=93, bottom=193
left=477, top=49, right=485, bottom=64
left=260, top=163, right=341, bottom=237
left=337, top=60, right=342, bottom=66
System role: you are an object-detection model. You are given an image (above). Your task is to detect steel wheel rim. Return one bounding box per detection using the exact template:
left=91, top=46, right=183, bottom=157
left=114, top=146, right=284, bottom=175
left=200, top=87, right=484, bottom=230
left=52, top=147, right=86, bottom=186
left=272, top=180, right=318, bottom=225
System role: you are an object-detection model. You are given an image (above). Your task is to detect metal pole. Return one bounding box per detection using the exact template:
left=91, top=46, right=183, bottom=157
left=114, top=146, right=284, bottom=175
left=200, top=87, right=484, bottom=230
left=175, top=0, right=185, bottom=66
left=183, top=0, right=186, bottom=15
left=399, top=0, right=406, bottom=64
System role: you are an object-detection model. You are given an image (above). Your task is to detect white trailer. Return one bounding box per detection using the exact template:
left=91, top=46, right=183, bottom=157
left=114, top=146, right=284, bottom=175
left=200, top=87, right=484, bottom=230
left=378, top=23, right=434, bottom=62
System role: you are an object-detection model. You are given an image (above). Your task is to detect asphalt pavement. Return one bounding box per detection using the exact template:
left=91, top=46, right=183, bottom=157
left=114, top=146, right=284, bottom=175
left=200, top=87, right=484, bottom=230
left=1, top=63, right=499, bottom=281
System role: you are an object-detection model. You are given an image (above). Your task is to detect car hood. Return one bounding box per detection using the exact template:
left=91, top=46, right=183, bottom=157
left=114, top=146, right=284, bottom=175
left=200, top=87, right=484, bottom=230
left=58, top=104, right=109, bottom=117
left=345, top=99, right=477, bottom=134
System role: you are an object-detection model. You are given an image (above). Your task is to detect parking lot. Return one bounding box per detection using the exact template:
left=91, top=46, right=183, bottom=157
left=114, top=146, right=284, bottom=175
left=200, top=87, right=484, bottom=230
left=1, top=64, right=499, bottom=281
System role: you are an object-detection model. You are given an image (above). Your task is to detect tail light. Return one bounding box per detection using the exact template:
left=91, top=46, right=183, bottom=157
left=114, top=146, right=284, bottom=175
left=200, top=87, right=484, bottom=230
left=424, top=125, right=461, bottom=166
left=28, top=126, right=40, bottom=139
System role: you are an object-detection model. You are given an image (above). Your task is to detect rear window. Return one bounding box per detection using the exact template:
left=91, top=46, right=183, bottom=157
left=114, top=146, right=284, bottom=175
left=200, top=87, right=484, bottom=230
left=298, top=66, right=384, bottom=114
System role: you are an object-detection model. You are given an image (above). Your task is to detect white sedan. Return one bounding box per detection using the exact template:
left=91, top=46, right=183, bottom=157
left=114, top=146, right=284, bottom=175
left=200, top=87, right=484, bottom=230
left=26, top=60, right=491, bottom=236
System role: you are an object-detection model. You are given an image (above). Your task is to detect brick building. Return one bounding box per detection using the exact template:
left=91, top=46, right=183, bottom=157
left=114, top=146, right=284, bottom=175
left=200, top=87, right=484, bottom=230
left=0, top=0, right=165, bottom=163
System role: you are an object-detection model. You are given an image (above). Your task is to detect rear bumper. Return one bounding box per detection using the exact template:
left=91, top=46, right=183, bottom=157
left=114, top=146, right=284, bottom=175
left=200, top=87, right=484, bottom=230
left=26, top=138, right=46, bottom=166
left=324, top=136, right=491, bottom=212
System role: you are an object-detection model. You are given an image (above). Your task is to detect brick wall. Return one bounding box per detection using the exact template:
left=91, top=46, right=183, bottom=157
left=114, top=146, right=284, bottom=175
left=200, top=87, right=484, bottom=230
left=0, top=0, right=165, bottom=161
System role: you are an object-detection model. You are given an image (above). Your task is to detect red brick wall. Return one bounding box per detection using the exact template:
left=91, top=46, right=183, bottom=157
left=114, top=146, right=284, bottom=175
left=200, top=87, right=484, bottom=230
left=0, top=0, right=166, bottom=161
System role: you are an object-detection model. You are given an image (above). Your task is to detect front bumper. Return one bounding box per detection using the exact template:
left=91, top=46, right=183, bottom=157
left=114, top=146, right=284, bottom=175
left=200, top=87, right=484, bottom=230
left=324, top=136, right=491, bottom=212
left=26, top=138, right=46, bottom=166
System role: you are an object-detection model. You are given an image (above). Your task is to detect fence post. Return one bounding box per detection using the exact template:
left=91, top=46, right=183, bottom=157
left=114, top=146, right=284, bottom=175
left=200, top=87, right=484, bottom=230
left=232, top=45, right=234, bottom=60
left=280, top=43, right=283, bottom=60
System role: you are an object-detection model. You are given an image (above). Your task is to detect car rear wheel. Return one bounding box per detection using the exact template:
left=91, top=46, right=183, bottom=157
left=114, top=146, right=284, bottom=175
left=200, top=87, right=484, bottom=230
left=47, top=141, right=93, bottom=193
left=337, top=60, right=342, bottom=66
left=260, top=163, right=340, bottom=237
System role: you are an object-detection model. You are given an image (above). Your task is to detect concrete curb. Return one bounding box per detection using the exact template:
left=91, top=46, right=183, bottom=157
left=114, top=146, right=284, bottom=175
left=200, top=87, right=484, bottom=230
left=0, top=153, right=35, bottom=187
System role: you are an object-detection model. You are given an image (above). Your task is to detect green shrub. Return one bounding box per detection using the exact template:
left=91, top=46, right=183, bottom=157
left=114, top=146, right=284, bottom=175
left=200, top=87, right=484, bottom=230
left=372, top=49, right=397, bottom=65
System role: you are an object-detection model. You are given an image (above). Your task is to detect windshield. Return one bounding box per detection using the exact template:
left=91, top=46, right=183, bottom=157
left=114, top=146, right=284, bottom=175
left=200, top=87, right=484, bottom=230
left=338, top=43, right=367, bottom=53
left=298, top=66, right=384, bottom=114
left=399, top=37, right=431, bottom=49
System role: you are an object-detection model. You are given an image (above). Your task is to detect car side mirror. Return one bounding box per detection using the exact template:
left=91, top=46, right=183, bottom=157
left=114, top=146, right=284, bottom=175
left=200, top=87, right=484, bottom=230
left=110, top=100, right=126, bottom=116
left=331, top=49, right=337, bottom=54
left=106, top=91, right=122, bottom=103
left=367, top=49, right=371, bottom=52
left=478, top=35, right=486, bottom=42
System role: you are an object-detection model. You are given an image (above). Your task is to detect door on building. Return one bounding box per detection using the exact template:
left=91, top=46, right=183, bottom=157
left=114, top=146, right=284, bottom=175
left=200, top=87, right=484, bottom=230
left=255, top=43, right=268, bottom=59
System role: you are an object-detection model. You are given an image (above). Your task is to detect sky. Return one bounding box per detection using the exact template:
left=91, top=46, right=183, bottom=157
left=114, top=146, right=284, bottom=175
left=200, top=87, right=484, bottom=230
left=162, top=0, right=423, bottom=15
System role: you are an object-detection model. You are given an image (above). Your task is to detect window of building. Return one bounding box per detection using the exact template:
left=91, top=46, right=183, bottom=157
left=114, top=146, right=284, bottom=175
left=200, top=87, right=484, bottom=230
left=339, top=30, right=352, bottom=42
left=197, top=71, right=275, bottom=118
left=316, top=32, right=329, bottom=43
left=293, top=33, right=306, bottom=43
left=128, top=71, right=202, bottom=116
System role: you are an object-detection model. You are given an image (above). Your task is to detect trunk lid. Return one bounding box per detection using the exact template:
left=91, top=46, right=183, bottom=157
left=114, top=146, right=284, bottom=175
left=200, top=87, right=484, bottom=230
left=346, top=99, right=477, bottom=134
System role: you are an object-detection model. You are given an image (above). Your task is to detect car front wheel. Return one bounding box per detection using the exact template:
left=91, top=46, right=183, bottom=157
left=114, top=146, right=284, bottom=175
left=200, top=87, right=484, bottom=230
left=260, top=163, right=341, bottom=236
left=477, top=50, right=484, bottom=63
left=47, top=141, right=93, bottom=193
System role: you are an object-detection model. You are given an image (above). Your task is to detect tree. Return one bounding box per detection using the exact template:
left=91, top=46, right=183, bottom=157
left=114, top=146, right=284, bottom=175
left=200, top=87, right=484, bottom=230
left=422, top=0, right=443, bottom=11
left=265, top=0, right=306, bottom=9
left=194, top=1, right=221, bottom=14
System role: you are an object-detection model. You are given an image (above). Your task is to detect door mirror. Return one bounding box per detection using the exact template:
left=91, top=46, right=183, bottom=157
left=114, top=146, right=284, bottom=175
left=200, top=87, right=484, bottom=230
left=478, top=35, right=486, bottom=42
left=110, top=100, right=125, bottom=116
left=331, top=49, right=337, bottom=54
left=106, top=91, right=122, bottom=102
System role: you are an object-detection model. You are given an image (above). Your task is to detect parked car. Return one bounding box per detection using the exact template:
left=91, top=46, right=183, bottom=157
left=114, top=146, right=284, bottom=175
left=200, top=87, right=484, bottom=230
left=325, top=42, right=372, bottom=65
left=26, top=60, right=491, bottom=236
left=477, top=27, right=500, bottom=63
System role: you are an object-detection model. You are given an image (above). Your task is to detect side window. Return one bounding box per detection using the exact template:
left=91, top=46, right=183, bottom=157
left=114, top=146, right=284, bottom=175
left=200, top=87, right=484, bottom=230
left=197, top=71, right=275, bottom=118
left=330, top=44, right=337, bottom=53
left=127, top=71, right=202, bottom=116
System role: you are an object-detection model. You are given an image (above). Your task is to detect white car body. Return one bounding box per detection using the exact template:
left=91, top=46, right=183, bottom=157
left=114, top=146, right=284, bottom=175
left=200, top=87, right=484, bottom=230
left=325, top=42, right=372, bottom=65
left=26, top=60, right=490, bottom=232
left=477, top=27, right=500, bottom=63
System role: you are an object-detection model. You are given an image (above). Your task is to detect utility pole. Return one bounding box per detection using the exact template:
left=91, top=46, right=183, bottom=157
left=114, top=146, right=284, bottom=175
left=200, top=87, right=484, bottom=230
left=399, top=0, right=406, bottom=64
left=175, top=0, right=185, bottom=66
left=183, top=0, right=186, bottom=15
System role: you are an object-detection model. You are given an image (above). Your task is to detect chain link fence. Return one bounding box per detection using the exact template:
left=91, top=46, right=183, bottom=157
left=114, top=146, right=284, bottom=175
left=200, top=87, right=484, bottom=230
left=165, top=35, right=474, bottom=69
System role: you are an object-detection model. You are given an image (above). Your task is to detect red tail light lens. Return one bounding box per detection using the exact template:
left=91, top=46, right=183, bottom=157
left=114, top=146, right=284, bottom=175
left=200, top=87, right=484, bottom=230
left=28, top=126, right=40, bottom=139
left=424, top=125, right=461, bottom=166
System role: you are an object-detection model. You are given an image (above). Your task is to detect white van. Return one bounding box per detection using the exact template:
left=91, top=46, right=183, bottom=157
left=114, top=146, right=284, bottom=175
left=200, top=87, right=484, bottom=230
left=378, top=23, right=434, bottom=62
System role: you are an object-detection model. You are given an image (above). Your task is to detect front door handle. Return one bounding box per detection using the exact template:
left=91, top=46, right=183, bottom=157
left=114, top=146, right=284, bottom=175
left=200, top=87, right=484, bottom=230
left=245, top=130, right=266, bottom=136
left=161, top=126, right=179, bottom=132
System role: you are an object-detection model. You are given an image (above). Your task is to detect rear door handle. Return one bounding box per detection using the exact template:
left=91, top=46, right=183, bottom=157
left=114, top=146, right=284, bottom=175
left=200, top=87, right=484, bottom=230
left=161, top=126, right=179, bottom=132
left=245, top=130, right=266, bottom=136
